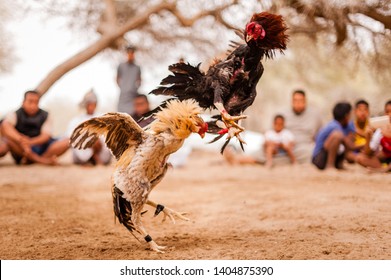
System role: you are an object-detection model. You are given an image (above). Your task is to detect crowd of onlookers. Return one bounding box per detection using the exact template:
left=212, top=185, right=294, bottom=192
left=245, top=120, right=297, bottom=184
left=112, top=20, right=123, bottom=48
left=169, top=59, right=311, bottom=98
left=0, top=86, right=390, bottom=173
left=0, top=45, right=151, bottom=166
left=0, top=44, right=390, bottom=172
left=223, top=89, right=391, bottom=173
left=0, top=88, right=152, bottom=166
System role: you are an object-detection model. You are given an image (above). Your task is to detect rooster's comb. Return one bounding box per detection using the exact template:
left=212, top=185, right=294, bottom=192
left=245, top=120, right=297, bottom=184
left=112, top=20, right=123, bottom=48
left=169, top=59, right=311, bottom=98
left=248, top=12, right=289, bottom=58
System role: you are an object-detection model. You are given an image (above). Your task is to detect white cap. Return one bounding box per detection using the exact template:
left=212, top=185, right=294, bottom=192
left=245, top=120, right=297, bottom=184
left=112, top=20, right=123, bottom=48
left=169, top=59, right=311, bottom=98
left=79, top=89, right=97, bottom=107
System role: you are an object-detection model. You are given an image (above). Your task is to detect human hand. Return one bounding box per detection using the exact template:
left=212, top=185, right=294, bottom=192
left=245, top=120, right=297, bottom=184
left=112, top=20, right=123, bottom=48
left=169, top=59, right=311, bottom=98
left=364, top=128, right=373, bottom=139
left=18, top=136, right=32, bottom=153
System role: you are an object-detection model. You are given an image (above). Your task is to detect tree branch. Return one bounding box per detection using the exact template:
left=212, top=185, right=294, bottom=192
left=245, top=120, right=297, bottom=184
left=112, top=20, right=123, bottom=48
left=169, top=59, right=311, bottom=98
left=165, top=0, right=239, bottom=28
left=36, top=0, right=175, bottom=95
left=97, top=0, right=118, bottom=35
left=103, top=0, right=117, bottom=24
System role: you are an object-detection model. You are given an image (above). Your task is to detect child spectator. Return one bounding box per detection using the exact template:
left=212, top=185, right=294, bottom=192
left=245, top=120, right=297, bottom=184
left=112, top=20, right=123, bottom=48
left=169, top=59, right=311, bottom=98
left=264, top=114, right=296, bottom=168
left=312, top=102, right=355, bottom=170
left=345, top=99, right=371, bottom=163
left=356, top=100, right=391, bottom=172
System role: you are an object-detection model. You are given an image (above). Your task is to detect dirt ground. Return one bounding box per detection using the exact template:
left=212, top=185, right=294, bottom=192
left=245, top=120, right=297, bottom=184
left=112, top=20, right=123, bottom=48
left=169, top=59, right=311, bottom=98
left=0, top=150, right=390, bottom=260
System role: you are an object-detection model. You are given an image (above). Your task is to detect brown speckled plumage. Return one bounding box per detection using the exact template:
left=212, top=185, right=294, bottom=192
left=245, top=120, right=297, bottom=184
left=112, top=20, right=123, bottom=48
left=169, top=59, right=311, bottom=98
left=70, top=100, right=207, bottom=252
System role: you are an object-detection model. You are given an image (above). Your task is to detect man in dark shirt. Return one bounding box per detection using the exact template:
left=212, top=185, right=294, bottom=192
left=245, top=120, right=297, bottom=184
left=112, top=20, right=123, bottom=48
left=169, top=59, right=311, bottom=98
left=0, top=120, right=9, bottom=158
left=131, top=94, right=154, bottom=128
left=1, top=90, right=69, bottom=165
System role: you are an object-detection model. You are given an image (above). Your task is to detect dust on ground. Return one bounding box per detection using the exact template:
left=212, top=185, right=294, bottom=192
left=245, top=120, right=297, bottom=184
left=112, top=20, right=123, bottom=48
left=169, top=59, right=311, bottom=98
left=0, top=150, right=390, bottom=260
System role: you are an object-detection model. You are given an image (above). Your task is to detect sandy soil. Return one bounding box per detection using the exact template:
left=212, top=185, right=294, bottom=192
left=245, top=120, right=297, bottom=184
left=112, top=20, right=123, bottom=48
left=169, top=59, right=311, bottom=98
left=0, top=150, right=390, bottom=260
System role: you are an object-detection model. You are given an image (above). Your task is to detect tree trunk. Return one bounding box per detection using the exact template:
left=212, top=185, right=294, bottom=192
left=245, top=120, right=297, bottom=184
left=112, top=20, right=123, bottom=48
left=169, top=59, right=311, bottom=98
left=36, top=35, right=115, bottom=95
left=36, top=1, right=173, bottom=96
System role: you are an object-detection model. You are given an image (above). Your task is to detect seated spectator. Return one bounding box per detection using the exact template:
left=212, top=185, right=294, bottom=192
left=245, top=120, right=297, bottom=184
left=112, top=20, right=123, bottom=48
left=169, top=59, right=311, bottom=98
left=264, top=114, right=295, bottom=168
left=0, top=90, right=69, bottom=165
left=312, top=102, right=355, bottom=170
left=283, top=89, right=322, bottom=163
left=356, top=101, right=391, bottom=172
left=0, top=132, right=9, bottom=158
left=131, top=94, right=154, bottom=128
left=0, top=119, right=9, bottom=158
left=385, top=100, right=391, bottom=116
left=67, top=89, right=112, bottom=165
left=222, top=130, right=265, bottom=165
left=346, top=99, right=371, bottom=163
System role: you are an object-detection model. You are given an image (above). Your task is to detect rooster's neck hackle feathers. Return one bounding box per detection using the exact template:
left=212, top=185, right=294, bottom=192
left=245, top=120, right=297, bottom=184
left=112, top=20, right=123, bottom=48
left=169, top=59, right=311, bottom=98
left=249, top=12, right=289, bottom=58
left=150, top=99, right=202, bottom=139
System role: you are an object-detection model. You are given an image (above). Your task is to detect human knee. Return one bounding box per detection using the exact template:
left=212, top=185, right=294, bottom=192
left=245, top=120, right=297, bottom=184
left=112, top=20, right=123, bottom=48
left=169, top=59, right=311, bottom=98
left=355, top=154, right=364, bottom=165
left=0, top=145, right=8, bottom=157
left=265, top=141, right=277, bottom=149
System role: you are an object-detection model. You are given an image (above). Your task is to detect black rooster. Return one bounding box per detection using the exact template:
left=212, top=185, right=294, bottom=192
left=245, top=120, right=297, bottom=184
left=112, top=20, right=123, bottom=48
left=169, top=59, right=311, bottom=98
left=147, top=12, right=288, bottom=152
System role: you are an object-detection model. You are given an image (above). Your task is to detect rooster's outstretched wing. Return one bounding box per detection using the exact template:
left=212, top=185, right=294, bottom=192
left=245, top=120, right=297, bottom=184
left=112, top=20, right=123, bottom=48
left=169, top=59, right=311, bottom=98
left=70, top=112, right=145, bottom=160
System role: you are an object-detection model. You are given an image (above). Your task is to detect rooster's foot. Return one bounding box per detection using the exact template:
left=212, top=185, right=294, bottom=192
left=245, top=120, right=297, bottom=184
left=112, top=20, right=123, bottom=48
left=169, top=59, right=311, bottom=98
left=216, top=120, right=247, bottom=147
left=148, top=240, right=166, bottom=253
left=221, top=112, right=247, bottom=130
left=161, top=207, right=189, bottom=224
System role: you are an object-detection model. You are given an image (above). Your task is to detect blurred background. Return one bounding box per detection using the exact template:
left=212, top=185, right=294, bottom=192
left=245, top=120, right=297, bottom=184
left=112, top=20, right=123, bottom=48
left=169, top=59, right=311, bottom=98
left=0, top=0, right=390, bottom=135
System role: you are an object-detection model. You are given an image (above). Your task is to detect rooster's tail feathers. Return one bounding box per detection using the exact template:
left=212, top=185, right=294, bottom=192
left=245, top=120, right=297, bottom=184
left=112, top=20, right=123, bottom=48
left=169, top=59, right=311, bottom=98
left=141, top=98, right=173, bottom=119
left=150, top=62, right=204, bottom=99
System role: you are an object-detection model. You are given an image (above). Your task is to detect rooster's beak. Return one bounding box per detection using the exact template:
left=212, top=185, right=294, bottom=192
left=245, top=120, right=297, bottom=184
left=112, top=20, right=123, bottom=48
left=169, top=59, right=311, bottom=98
left=246, top=34, right=253, bottom=42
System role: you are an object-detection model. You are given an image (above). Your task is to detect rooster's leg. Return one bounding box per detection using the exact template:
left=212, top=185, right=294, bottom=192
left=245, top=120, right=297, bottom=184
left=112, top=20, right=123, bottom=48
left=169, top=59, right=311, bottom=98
left=213, top=101, right=247, bottom=147
left=131, top=203, right=166, bottom=253
left=215, top=120, right=247, bottom=147
left=214, top=102, right=247, bottom=129
left=213, top=85, right=247, bottom=129
left=146, top=200, right=189, bottom=224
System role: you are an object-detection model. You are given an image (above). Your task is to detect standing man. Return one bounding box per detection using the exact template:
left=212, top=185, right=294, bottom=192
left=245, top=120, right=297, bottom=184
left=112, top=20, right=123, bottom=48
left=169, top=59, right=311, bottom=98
left=116, top=45, right=141, bottom=115
left=1, top=90, right=69, bottom=165
left=283, top=89, right=322, bottom=163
